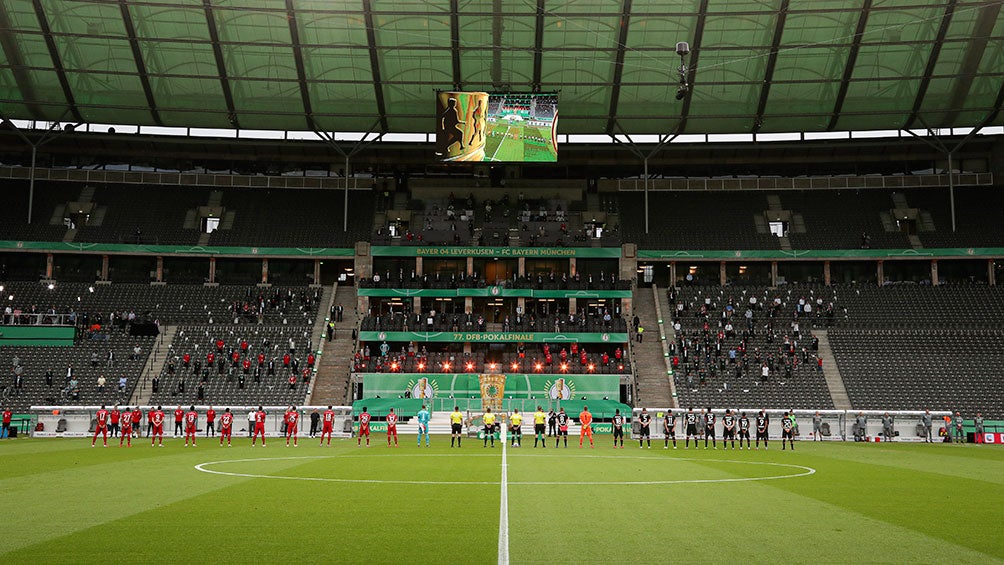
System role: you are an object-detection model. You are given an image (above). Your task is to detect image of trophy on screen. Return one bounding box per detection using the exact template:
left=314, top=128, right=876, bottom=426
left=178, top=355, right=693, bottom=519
left=435, top=91, right=489, bottom=161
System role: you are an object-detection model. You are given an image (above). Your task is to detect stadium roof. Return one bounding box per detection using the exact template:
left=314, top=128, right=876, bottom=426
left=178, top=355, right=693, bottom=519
left=1, top=0, right=1003, bottom=136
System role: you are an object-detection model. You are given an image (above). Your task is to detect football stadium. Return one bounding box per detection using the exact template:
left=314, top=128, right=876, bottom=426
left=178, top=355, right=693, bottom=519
left=2, top=1, right=1004, bottom=563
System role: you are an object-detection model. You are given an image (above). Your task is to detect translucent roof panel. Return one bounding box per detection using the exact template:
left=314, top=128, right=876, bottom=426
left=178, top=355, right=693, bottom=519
left=0, top=0, right=997, bottom=135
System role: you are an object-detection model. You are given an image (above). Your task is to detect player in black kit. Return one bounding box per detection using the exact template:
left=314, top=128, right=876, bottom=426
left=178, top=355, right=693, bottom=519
left=755, top=409, right=769, bottom=450
left=664, top=409, right=677, bottom=449
left=721, top=409, right=737, bottom=449
left=555, top=408, right=570, bottom=448
left=738, top=411, right=751, bottom=449
left=612, top=409, right=625, bottom=448
left=637, top=408, right=651, bottom=448
left=703, top=407, right=717, bottom=449
left=684, top=407, right=699, bottom=449
left=781, top=411, right=795, bottom=451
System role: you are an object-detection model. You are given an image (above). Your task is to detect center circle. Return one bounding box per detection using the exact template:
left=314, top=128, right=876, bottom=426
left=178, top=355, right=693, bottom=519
left=194, top=454, right=816, bottom=486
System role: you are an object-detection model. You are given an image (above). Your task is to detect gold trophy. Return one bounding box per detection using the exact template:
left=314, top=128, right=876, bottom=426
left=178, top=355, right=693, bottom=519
left=479, top=374, right=506, bottom=412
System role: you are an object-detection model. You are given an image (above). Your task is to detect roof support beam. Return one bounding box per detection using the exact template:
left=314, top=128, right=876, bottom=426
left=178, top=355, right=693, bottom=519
left=491, top=0, right=503, bottom=88
left=677, top=0, right=709, bottom=134
left=31, top=0, right=83, bottom=123
left=941, top=2, right=1001, bottom=127
left=828, top=0, right=871, bottom=131
left=118, top=0, right=163, bottom=126
left=606, top=0, right=633, bottom=134
left=531, top=0, right=545, bottom=92
left=202, top=0, right=239, bottom=129
left=285, top=0, right=316, bottom=131
left=361, top=0, right=389, bottom=132
left=903, top=0, right=957, bottom=130
left=450, top=0, right=463, bottom=90
left=752, top=0, right=790, bottom=133
left=0, top=2, right=45, bottom=120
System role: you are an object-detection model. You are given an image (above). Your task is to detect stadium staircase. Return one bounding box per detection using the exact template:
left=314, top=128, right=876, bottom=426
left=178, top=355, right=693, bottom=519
left=812, top=330, right=852, bottom=410
left=129, top=325, right=178, bottom=407
left=303, top=283, right=335, bottom=403
left=655, top=286, right=679, bottom=407
left=309, top=284, right=358, bottom=406
left=631, top=286, right=673, bottom=407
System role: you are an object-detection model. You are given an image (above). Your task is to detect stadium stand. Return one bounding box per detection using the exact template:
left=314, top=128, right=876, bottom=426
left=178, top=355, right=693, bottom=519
left=147, top=324, right=314, bottom=407
left=0, top=282, right=321, bottom=326
left=669, top=285, right=836, bottom=409
left=781, top=190, right=912, bottom=249
left=352, top=344, right=629, bottom=375
left=905, top=187, right=1004, bottom=248
left=618, top=191, right=780, bottom=249
left=0, top=333, right=154, bottom=411
left=74, top=184, right=209, bottom=245
left=828, top=329, right=1004, bottom=417
left=209, top=188, right=373, bottom=248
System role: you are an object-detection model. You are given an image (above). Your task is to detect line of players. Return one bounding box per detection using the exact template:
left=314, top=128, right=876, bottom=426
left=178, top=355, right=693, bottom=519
left=437, top=405, right=796, bottom=451
left=89, top=404, right=345, bottom=448
left=628, top=407, right=797, bottom=451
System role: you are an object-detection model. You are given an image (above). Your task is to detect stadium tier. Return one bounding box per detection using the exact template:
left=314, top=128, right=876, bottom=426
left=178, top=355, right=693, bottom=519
left=148, top=324, right=314, bottom=407
left=669, top=285, right=835, bottom=409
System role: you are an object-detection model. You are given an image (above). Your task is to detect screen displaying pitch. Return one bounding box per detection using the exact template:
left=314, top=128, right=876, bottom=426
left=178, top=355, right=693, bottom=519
left=435, top=91, right=558, bottom=162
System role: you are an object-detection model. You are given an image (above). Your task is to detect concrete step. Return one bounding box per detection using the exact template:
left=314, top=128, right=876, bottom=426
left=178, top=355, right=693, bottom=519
left=890, top=191, right=909, bottom=209
left=89, top=206, right=107, bottom=227
left=791, top=213, right=806, bottom=233
left=766, top=194, right=782, bottom=210
left=207, top=190, right=224, bottom=208
left=813, top=330, right=852, bottom=410
left=78, top=185, right=96, bottom=204
left=778, top=236, right=792, bottom=251
left=753, top=214, right=768, bottom=234
left=62, top=228, right=77, bottom=243
left=918, top=210, right=936, bottom=232
left=630, top=287, right=673, bottom=407
left=908, top=234, right=923, bottom=249
left=311, top=284, right=359, bottom=406
left=131, top=326, right=178, bottom=406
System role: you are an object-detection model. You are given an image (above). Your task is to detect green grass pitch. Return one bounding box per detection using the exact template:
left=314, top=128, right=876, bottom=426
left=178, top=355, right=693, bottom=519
left=1, top=436, right=1003, bottom=563
left=484, top=122, right=557, bottom=162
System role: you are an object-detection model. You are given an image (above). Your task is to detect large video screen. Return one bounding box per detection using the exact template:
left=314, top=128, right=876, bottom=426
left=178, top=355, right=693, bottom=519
left=435, top=91, right=558, bottom=162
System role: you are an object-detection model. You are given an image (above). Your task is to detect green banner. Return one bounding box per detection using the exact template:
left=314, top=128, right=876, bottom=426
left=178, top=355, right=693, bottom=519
left=358, top=287, right=630, bottom=299
left=371, top=246, right=621, bottom=258
left=361, top=373, right=621, bottom=401
left=0, top=240, right=354, bottom=258
left=0, top=325, right=75, bottom=346
left=359, top=331, right=627, bottom=343
left=637, top=248, right=1004, bottom=260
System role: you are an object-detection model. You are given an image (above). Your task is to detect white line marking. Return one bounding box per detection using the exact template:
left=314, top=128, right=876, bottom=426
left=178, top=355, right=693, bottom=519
left=488, top=125, right=511, bottom=162
left=192, top=454, right=816, bottom=487
left=498, top=428, right=509, bottom=565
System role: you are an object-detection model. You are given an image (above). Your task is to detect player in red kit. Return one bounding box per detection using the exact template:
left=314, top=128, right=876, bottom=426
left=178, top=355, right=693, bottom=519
left=357, top=407, right=371, bottom=447
left=219, top=408, right=234, bottom=446
left=386, top=408, right=399, bottom=447
left=173, top=406, right=184, bottom=437
left=205, top=406, right=216, bottom=437
left=320, top=405, right=335, bottom=446
left=131, top=407, right=142, bottom=438
left=151, top=406, right=165, bottom=447
left=92, top=405, right=109, bottom=447
left=251, top=406, right=267, bottom=447
left=1, top=409, right=11, bottom=439
left=184, top=406, right=198, bottom=447
left=119, top=407, right=133, bottom=447
left=109, top=406, right=121, bottom=438
left=285, top=406, right=300, bottom=447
